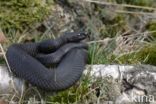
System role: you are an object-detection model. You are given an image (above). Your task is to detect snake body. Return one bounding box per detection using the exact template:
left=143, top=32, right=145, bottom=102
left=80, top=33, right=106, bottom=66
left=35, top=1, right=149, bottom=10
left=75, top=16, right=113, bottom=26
left=6, top=32, right=88, bottom=91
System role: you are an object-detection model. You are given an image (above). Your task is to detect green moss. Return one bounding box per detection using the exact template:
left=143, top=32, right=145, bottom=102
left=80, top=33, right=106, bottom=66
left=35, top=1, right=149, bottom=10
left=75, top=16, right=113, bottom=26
left=99, top=14, right=126, bottom=38
left=46, top=75, right=119, bottom=103
left=116, top=44, right=156, bottom=65
left=116, top=0, right=154, bottom=6
left=0, top=57, right=6, bottom=64
left=0, top=0, right=54, bottom=31
left=46, top=76, right=90, bottom=104
left=146, top=21, right=156, bottom=39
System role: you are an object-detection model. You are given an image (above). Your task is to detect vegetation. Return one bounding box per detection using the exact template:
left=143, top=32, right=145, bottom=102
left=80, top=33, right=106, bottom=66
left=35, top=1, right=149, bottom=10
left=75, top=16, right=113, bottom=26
left=0, top=0, right=156, bottom=103
left=0, top=0, right=53, bottom=31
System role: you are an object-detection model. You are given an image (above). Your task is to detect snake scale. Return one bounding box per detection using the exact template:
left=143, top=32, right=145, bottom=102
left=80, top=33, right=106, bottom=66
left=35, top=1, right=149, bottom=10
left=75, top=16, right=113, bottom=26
left=6, top=32, right=88, bottom=91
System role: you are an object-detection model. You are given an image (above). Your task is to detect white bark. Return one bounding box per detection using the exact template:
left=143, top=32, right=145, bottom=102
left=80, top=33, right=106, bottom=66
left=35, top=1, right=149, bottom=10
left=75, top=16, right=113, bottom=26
left=1, top=64, right=156, bottom=103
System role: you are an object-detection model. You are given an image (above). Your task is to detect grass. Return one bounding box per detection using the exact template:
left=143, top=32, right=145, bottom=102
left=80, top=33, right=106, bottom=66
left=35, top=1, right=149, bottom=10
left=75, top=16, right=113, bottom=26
left=88, top=42, right=115, bottom=64
left=0, top=0, right=54, bottom=32
left=45, top=75, right=119, bottom=104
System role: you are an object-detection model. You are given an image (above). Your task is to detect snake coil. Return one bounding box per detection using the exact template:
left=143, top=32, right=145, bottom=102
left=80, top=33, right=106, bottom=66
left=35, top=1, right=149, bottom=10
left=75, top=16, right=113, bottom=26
left=6, top=32, right=88, bottom=91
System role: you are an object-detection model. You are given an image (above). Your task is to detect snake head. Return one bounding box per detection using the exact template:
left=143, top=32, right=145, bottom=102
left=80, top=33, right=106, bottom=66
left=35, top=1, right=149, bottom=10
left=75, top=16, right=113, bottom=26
left=65, top=32, right=88, bottom=42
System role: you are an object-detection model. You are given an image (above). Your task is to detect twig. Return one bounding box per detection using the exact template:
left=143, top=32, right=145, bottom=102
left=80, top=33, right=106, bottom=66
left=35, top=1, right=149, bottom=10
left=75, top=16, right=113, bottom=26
left=85, top=0, right=156, bottom=15
left=87, top=30, right=156, bottom=44
left=87, top=40, right=108, bottom=44
left=17, top=81, right=25, bottom=104
left=0, top=52, right=4, bottom=57
left=85, top=0, right=156, bottom=11
left=0, top=44, right=12, bottom=73
left=9, top=93, right=17, bottom=104
left=116, top=10, right=155, bottom=15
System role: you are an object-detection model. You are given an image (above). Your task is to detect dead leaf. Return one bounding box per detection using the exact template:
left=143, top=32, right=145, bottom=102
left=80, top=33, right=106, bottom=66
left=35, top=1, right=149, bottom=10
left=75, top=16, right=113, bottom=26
left=0, top=99, right=8, bottom=104
left=0, top=29, right=7, bottom=43
left=23, top=37, right=35, bottom=43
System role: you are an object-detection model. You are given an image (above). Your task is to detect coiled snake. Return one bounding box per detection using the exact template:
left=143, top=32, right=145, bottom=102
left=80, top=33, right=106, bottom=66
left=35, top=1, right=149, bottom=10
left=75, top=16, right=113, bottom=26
left=6, top=32, right=88, bottom=91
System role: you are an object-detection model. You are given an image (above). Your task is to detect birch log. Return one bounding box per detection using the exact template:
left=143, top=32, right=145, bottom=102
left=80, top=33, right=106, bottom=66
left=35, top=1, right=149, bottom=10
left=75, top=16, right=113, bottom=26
left=1, top=65, right=156, bottom=103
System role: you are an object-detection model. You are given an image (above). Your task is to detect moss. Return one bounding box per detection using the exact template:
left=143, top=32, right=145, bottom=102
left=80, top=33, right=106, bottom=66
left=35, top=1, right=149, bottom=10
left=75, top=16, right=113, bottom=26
left=0, top=0, right=54, bottom=32
left=100, top=14, right=126, bottom=38
left=46, top=76, right=90, bottom=104
left=0, top=57, right=6, bottom=64
left=116, top=44, right=156, bottom=65
left=90, top=3, right=126, bottom=39
left=116, top=0, right=155, bottom=12
left=46, top=75, right=119, bottom=103
left=116, top=0, right=154, bottom=6
left=146, top=21, right=156, bottom=39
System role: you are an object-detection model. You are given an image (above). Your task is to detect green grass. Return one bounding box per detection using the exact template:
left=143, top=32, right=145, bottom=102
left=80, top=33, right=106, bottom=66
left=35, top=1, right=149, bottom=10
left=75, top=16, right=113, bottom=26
left=115, top=43, right=156, bottom=65
left=88, top=43, right=113, bottom=64
left=0, top=0, right=54, bottom=32
left=45, top=75, right=118, bottom=104
left=46, top=76, right=91, bottom=104
left=116, top=0, right=154, bottom=6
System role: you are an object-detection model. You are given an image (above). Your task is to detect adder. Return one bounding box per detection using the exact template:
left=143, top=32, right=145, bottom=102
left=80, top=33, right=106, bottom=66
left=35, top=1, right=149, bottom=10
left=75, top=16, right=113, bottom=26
left=6, top=32, right=88, bottom=91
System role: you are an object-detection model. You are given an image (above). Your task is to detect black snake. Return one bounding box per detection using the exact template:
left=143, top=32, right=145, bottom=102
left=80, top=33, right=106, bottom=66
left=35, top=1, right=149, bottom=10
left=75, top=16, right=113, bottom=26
left=6, top=32, right=88, bottom=91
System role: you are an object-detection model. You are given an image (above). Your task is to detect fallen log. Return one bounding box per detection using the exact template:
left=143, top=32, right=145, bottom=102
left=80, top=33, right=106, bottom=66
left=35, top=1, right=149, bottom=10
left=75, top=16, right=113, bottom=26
left=0, top=64, right=156, bottom=103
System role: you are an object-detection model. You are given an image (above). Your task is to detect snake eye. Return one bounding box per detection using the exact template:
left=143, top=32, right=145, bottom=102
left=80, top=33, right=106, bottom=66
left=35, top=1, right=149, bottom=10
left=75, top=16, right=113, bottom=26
left=80, top=32, right=88, bottom=36
left=78, top=33, right=85, bottom=36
